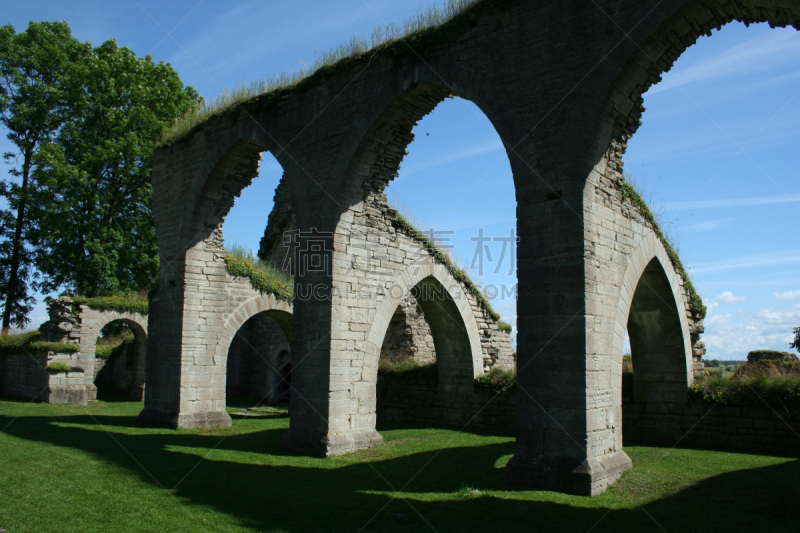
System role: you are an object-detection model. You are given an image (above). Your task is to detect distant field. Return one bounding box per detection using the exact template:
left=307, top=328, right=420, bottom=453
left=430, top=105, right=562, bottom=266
left=0, top=399, right=797, bottom=532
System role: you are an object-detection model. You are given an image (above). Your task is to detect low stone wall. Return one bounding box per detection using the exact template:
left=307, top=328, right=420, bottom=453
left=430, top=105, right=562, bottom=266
left=1, top=353, right=48, bottom=400
left=376, top=374, right=515, bottom=435
left=0, top=351, right=96, bottom=404
left=377, top=376, right=800, bottom=456
left=623, top=403, right=800, bottom=455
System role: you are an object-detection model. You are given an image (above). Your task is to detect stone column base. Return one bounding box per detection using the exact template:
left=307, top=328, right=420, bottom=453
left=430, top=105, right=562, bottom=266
left=505, top=450, right=632, bottom=496
left=138, top=408, right=232, bottom=429
left=282, top=428, right=384, bottom=457
left=47, top=384, right=96, bottom=406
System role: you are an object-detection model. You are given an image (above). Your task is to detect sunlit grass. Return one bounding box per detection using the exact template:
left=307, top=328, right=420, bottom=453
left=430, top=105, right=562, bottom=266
left=0, top=399, right=796, bottom=532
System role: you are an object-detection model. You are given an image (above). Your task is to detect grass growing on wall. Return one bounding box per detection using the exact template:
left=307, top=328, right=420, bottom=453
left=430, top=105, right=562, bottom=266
left=225, top=244, right=293, bottom=301
left=69, top=294, right=149, bottom=315
left=393, top=212, right=501, bottom=321
left=497, top=321, right=512, bottom=333
left=0, top=330, right=80, bottom=356
left=45, top=361, right=72, bottom=374
left=157, top=0, right=517, bottom=147
left=621, top=182, right=706, bottom=319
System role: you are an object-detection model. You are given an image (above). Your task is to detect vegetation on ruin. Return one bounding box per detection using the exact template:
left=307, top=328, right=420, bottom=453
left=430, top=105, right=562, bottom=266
left=378, top=360, right=438, bottom=384
left=620, top=181, right=706, bottom=319
left=0, top=329, right=79, bottom=356
left=0, top=398, right=798, bottom=532
left=393, top=212, right=501, bottom=321
left=689, top=360, right=800, bottom=407
left=69, top=294, right=149, bottom=316
left=157, top=0, right=521, bottom=148
left=95, top=333, right=134, bottom=360
left=497, top=321, right=512, bottom=333
left=44, top=361, right=71, bottom=373
left=224, top=244, right=293, bottom=301
left=474, top=367, right=516, bottom=394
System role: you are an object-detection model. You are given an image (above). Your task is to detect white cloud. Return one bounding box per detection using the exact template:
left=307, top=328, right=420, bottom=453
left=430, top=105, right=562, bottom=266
left=682, top=218, right=736, bottom=232
left=692, top=249, right=800, bottom=275
left=774, top=289, right=800, bottom=300
left=664, top=192, right=800, bottom=211
left=647, top=28, right=800, bottom=95
left=703, top=304, right=800, bottom=359
left=715, top=291, right=745, bottom=304
left=399, top=140, right=505, bottom=177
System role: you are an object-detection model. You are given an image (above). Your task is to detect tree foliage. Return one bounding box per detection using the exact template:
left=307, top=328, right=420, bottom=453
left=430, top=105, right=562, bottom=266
left=31, top=38, right=201, bottom=297
left=792, top=326, right=800, bottom=354
left=0, top=21, right=87, bottom=330
left=0, top=21, right=200, bottom=328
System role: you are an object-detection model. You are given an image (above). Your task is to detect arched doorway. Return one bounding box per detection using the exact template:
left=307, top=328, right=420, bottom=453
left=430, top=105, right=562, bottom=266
left=226, top=310, right=292, bottom=407
left=94, top=318, right=147, bottom=401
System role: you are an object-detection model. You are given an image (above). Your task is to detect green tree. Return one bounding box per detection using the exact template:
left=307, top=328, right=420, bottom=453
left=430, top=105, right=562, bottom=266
left=31, top=39, right=201, bottom=297
left=791, top=326, right=800, bottom=354
left=0, top=21, right=88, bottom=331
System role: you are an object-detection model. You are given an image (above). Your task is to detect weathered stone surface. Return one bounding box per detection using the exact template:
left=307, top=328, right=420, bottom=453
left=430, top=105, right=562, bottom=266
left=143, top=0, right=800, bottom=494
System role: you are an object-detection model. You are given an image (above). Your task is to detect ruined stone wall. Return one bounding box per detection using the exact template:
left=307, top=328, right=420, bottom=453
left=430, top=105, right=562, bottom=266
left=379, top=293, right=436, bottom=365
left=260, top=185, right=515, bottom=373
left=0, top=353, right=48, bottom=401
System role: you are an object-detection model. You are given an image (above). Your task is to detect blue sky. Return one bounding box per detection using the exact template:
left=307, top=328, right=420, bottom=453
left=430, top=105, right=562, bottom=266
left=2, top=1, right=799, bottom=360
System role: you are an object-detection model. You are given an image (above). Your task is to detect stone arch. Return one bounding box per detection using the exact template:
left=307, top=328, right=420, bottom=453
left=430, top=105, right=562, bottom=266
left=367, top=258, right=483, bottom=389
left=218, top=292, right=293, bottom=404
left=216, top=293, right=293, bottom=361
left=600, top=0, right=800, bottom=148
left=178, top=116, right=298, bottom=252
left=328, top=60, right=530, bottom=226
left=613, top=233, right=692, bottom=409
left=79, top=310, right=149, bottom=402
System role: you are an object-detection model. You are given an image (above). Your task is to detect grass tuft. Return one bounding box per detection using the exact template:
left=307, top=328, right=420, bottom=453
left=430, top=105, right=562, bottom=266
left=621, top=181, right=706, bottom=319
left=156, top=0, right=496, bottom=148
left=225, top=243, right=293, bottom=301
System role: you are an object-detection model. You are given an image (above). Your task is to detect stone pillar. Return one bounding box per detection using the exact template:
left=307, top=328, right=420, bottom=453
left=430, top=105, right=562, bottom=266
left=504, top=150, right=632, bottom=496
left=140, top=238, right=232, bottom=428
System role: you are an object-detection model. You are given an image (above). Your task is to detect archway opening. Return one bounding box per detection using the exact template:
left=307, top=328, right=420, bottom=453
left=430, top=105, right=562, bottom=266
left=342, top=86, right=517, bottom=439
left=225, top=310, right=292, bottom=408
left=94, top=319, right=146, bottom=401
left=625, top=259, right=689, bottom=408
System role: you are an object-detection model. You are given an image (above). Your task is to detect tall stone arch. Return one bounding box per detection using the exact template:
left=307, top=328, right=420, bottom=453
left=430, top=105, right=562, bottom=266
left=366, top=258, right=483, bottom=386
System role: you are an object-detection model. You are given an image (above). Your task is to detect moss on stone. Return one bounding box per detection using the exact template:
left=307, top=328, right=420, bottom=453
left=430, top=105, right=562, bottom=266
left=621, top=182, right=706, bottom=319
left=45, top=361, right=72, bottom=374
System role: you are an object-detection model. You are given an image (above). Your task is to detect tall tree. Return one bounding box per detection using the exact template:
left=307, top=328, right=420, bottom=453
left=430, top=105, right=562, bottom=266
left=0, top=21, right=88, bottom=331
left=31, top=39, right=201, bottom=297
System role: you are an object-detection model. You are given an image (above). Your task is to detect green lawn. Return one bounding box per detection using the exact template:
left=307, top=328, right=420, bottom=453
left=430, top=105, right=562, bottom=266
left=0, top=399, right=796, bottom=532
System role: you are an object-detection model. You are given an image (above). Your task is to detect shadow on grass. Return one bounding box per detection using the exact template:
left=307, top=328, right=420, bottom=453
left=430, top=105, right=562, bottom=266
left=0, top=408, right=797, bottom=532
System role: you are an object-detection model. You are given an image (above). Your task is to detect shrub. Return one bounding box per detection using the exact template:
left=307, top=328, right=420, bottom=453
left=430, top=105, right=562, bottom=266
left=95, top=334, right=133, bottom=360
left=45, top=361, right=72, bottom=374
left=475, top=367, right=516, bottom=394
left=746, top=350, right=798, bottom=364
left=689, top=369, right=800, bottom=407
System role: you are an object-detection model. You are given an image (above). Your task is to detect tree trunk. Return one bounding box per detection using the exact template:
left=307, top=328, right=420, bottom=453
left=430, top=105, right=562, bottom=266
left=2, top=148, right=31, bottom=333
